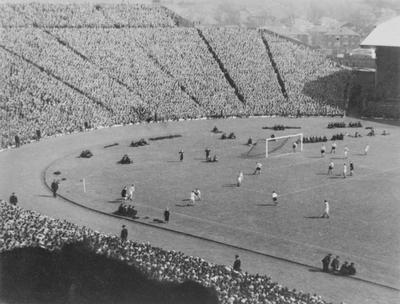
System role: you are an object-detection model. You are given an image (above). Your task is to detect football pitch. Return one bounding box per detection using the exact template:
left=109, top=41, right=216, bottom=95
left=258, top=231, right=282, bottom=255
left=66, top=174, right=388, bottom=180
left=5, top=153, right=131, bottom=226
left=46, top=116, right=400, bottom=289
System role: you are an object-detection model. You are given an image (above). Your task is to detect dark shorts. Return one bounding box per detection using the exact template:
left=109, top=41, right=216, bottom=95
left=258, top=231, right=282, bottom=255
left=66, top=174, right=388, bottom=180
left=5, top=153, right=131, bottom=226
left=273, top=197, right=277, bottom=202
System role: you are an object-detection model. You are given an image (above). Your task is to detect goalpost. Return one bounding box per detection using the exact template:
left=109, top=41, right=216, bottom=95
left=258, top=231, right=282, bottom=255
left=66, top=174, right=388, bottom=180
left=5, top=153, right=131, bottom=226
left=247, top=133, right=303, bottom=158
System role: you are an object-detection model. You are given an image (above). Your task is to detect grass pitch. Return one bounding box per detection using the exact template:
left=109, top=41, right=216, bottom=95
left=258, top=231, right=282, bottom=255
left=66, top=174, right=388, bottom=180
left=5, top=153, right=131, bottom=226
left=47, top=117, right=400, bottom=288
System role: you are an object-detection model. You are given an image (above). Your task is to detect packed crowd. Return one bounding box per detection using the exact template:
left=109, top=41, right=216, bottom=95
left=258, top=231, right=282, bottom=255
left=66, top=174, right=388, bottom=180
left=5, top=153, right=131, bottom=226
left=1, top=6, right=353, bottom=149
left=52, top=27, right=201, bottom=120
left=136, top=27, right=243, bottom=116
left=264, top=31, right=350, bottom=116
left=0, top=201, right=329, bottom=304
left=203, top=27, right=286, bottom=115
left=0, top=3, right=177, bottom=28
left=327, top=121, right=362, bottom=128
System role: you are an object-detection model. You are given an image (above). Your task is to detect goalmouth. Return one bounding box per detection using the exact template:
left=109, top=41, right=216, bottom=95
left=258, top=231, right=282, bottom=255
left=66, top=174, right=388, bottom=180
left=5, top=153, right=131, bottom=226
left=247, top=133, right=303, bottom=158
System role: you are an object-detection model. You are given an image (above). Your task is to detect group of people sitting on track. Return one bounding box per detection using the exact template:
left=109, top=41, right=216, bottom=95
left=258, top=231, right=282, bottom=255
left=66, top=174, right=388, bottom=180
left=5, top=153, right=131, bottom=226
left=116, top=203, right=138, bottom=219
left=321, top=253, right=356, bottom=276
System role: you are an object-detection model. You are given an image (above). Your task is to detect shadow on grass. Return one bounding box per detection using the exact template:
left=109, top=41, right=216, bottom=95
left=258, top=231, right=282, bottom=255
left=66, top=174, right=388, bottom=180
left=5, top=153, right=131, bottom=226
left=304, top=216, right=323, bottom=219
left=308, top=156, right=324, bottom=159
left=256, top=203, right=277, bottom=207
left=153, top=218, right=166, bottom=224
left=36, top=194, right=53, bottom=198
left=316, top=173, right=328, bottom=176
left=223, top=183, right=237, bottom=188
left=329, top=175, right=345, bottom=179
left=308, top=268, right=324, bottom=273
left=175, top=203, right=194, bottom=207
left=107, top=199, right=121, bottom=203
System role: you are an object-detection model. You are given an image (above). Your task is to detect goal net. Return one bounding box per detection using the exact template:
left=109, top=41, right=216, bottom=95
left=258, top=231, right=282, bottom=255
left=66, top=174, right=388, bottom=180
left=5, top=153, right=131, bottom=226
left=246, top=133, right=303, bottom=158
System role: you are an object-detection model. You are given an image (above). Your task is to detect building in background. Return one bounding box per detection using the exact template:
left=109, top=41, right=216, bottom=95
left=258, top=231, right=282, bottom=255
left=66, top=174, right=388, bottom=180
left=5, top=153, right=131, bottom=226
left=359, top=16, right=400, bottom=116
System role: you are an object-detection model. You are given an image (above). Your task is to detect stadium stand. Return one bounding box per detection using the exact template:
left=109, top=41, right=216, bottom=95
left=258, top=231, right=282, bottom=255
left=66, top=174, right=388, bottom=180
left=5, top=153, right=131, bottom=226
left=0, top=3, right=350, bottom=149
left=0, top=201, right=328, bottom=304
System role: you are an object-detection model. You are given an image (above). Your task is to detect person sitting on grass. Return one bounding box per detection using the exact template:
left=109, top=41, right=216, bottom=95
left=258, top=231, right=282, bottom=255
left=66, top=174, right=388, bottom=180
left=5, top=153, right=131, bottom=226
left=120, top=154, right=131, bottom=164
left=348, top=262, right=356, bottom=275
left=339, top=261, right=349, bottom=275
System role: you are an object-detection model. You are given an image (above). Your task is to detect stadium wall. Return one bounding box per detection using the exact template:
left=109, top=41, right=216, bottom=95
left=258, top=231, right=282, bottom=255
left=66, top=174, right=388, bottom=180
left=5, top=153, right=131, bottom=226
left=375, top=46, right=400, bottom=102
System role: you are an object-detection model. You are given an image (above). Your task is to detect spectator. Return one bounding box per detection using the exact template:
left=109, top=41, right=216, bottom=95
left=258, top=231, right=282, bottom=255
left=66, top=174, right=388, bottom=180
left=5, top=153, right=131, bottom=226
left=331, top=256, right=340, bottom=272
left=120, top=225, right=128, bottom=241
left=9, top=192, right=18, bottom=206
left=51, top=180, right=59, bottom=198
left=14, top=135, right=20, bottom=148
left=339, top=261, right=349, bottom=275
left=348, top=263, right=356, bottom=275
left=164, top=207, right=170, bottom=223
left=233, top=255, right=241, bottom=272
left=321, top=253, right=331, bottom=272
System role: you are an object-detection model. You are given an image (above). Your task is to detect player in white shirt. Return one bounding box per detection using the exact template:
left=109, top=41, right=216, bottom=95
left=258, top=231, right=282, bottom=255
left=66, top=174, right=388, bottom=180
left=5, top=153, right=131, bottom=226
left=194, top=188, right=201, bottom=201
left=330, top=141, right=337, bottom=154
left=321, top=200, right=330, bottom=218
left=127, top=184, right=135, bottom=201
left=344, top=146, right=349, bottom=159
left=189, top=191, right=195, bottom=205
left=343, top=163, right=347, bottom=178
left=364, top=144, right=370, bottom=155
left=272, top=191, right=278, bottom=205
left=237, top=171, right=244, bottom=187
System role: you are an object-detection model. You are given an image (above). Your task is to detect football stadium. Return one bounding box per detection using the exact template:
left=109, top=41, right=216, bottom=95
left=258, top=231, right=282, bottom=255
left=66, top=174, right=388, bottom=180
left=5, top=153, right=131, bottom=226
left=0, top=2, right=399, bottom=304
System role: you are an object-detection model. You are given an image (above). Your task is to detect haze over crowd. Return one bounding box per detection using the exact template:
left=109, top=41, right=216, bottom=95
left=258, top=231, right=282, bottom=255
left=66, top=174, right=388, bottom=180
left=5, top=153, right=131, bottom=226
left=3, top=0, right=398, bottom=36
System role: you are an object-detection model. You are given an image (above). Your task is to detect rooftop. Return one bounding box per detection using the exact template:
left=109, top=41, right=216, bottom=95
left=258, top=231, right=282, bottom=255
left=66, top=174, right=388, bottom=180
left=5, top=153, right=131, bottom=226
left=361, top=16, right=400, bottom=48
